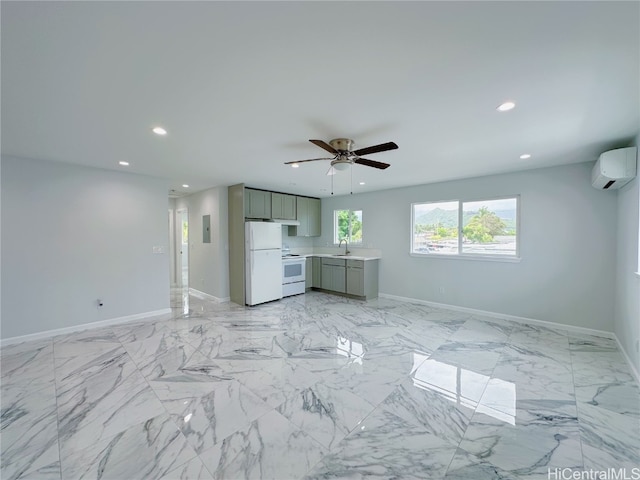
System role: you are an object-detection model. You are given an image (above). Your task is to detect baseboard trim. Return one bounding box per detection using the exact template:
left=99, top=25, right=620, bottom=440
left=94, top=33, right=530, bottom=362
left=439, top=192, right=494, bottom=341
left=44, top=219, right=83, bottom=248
left=378, top=293, right=615, bottom=338
left=189, top=288, right=230, bottom=303
left=0, top=308, right=172, bottom=347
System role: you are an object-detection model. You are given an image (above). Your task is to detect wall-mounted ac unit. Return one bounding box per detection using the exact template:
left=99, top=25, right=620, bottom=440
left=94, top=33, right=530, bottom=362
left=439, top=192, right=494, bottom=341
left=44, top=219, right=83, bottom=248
left=591, top=146, right=637, bottom=190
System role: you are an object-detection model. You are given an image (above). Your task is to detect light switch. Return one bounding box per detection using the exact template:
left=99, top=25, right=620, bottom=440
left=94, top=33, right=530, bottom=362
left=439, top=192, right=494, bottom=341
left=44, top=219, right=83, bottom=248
left=153, top=246, right=164, bottom=254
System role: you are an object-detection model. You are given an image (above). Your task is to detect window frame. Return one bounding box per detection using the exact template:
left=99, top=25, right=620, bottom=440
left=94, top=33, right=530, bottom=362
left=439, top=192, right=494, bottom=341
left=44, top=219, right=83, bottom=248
left=333, top=209, right=363, bottom=245
left=410, top=195, right=520, bottom=261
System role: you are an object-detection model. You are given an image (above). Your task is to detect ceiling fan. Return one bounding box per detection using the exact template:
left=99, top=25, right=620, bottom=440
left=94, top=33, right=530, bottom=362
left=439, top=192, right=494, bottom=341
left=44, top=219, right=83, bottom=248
left=285, top=138, right=398, bottom=175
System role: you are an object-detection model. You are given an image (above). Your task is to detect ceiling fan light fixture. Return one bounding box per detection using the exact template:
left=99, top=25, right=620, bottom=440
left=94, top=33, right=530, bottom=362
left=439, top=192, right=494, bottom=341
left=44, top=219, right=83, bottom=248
left=496, top=101, right=516, bottom=112
left=333, top=161, right=350, bottom=171
left=290, top=163, right=299, bottom=168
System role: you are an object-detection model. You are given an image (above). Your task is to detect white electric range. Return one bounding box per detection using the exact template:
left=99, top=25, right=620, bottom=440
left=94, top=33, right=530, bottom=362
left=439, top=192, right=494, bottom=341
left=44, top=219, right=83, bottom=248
left=282, top=255, right=306, bottom=297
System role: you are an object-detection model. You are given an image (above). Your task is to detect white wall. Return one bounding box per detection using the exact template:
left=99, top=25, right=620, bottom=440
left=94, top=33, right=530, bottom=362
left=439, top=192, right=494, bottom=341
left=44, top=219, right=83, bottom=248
left=1, top=156, right=170, bottom=339
left=174, top=187, right=229, bottom=300
left=614, top=134, right=640, bottom=375
left=319, top=162, right=618, bottom=331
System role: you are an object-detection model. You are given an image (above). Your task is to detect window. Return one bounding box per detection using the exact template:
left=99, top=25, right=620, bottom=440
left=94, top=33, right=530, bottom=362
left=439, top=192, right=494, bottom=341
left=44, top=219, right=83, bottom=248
left=334, top=209, right=363, bottom=244
left=411, top=197, right=518, bottom=258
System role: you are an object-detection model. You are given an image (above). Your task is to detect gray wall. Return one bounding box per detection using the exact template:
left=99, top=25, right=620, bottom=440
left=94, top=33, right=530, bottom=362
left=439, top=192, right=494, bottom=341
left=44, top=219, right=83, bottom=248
left=1, top=156, right=170, bottom=339
left=318, top=162, right=618, bottom=331
left=175, top=186, right=229, bottom=300
left=614, top=134, right=640, bottom=375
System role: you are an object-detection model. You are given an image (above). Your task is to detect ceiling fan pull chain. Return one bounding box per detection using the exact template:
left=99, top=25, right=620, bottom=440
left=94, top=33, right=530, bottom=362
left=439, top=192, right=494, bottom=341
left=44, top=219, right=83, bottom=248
left=350, top=164, right=353, bottom=195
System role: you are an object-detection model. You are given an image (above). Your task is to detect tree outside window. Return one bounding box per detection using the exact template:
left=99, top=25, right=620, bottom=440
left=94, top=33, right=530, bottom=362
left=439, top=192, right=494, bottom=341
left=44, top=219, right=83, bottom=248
left=334, top=209, right=363, bottom=244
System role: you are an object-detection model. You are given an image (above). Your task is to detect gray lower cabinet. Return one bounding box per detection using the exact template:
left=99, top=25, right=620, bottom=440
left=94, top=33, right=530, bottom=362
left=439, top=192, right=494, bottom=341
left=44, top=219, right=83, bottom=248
left=312, top=257, right=322, bottom=288
left=346, top=259, right=378, bottom=299
left=321, top=258, right=346, bottom=293
left=305, top=257, right=312, bottom=289
left=315, top=257, right=379, bottom=299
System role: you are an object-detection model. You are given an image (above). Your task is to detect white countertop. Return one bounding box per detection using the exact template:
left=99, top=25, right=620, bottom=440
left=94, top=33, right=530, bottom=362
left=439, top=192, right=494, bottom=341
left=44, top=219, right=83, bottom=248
left=283, top=253, right=380, bottom=261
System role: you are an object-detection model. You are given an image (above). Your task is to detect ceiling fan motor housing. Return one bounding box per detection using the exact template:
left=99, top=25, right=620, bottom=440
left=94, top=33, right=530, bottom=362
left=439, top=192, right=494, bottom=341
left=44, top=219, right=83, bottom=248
left=329, top=138, right=354, bottom=153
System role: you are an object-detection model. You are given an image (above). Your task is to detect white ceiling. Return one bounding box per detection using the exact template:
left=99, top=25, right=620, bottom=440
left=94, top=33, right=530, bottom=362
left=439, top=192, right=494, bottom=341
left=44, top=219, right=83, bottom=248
left=2, top=1, right=638, bottom=198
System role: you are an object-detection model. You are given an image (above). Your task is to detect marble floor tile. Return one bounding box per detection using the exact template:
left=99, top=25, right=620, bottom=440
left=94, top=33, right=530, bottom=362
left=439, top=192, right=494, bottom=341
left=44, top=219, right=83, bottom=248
left=1, top=339, right=55, bottom=399
left=577, top=401, right=640, bottom=470
left=56, top=350, right=166, bottom=449
left=59, top=413, right=197, bottom=480
left=444, top=447, right=520, bottom=480
left=1, top=386, right=61, bottom=480
left=1, top=291, right=638, bottom=480
left=491, top=346, right=575, bottom=402
left=164, top=379, right=274, bottom=454
left=199, top=409, right=327, bottom=479
left=211, top=358, right=323, bottom=408
left=429, top=340, right=506, bottom=376
left=276, top=380, right=378, bottom=450
left=379, top=376, right=477, bottom=446
left=320, top=358, right=403, bottom=405
left=304, top=407, right=458, bottom=479
left=458, top=401, right=583, bottom=478
left=158, top=456, right=213, bottom=480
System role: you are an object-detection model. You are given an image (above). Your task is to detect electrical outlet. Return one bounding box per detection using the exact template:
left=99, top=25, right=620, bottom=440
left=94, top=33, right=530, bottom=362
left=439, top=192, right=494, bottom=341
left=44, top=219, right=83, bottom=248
left=438, top=287, right=445, bottom=295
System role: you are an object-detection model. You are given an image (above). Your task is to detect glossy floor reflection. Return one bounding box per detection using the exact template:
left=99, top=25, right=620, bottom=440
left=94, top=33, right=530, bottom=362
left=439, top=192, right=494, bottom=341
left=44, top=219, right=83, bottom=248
left=2, top=290, right=639, bottom=479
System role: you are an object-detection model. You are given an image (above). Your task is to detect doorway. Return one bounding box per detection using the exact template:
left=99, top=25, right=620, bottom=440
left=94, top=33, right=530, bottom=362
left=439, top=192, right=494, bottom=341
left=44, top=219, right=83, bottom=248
left=177, top=208, right=189, bottom=287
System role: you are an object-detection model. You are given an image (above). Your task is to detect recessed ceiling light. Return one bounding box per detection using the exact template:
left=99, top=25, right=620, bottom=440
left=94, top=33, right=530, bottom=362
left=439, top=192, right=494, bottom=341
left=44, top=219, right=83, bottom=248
left=118, top=161, right=130, bottom=166
left=519, top=154, right=531, bottom=159
left=496, top=101, right=516, bottom=112
left=182, top=184, right=189, bottom=188
left=152, top=126, right=167, bottom=136
left=359, top=182, right=365, bottom=185
left=291, top=163, right=299, bottom=168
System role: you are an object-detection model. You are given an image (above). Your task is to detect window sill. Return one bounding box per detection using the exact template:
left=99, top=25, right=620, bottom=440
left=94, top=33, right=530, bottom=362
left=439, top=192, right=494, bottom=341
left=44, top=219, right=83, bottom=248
left=409, top=252, right=521, bottom=263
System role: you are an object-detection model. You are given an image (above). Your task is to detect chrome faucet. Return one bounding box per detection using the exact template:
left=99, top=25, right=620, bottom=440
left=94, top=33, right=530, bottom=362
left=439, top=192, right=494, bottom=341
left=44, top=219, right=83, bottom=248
left=339, top=239, right=350, bottom=255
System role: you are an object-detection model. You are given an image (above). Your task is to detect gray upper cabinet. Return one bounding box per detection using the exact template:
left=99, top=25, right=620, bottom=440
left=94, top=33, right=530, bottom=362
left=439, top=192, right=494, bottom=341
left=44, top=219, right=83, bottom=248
left=244, top=188, right=272, bottom=219
left=272, top=192, right=296, bottom=220
left=289, top=196, right=321, bottom=237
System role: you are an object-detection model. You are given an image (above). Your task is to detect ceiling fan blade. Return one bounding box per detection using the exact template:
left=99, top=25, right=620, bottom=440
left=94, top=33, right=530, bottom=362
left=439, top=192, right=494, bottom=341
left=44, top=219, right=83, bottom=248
left=352, top=141, right=398, bottom=156
left=309, top=139, right=338, bottom=155
left=326, top=166, right=337, bottom=176
left=354, top=157, right=391, bottom=170
left=284, top=157, right=334, bottom=165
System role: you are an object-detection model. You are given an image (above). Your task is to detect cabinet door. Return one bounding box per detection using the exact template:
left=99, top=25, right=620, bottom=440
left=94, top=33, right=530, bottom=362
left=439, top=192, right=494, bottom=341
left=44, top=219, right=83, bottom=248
left=312, top=257, right=322, bottom=288
left=346, top=266, right=364, bottom=296
left=305, top=257, right=312, bottom=288
left=332, top=265, right=346, bottom=293
left=245, top=189, right=272, bottom=219
left=321, top=264, right=333, bottom=290
left=297, top=197, right=309, bottom=236
left=308, top=198, right=321, bottom=236
left=271, top=192, right=284, bottom=219
left=282, top=194, right=296, bottom=220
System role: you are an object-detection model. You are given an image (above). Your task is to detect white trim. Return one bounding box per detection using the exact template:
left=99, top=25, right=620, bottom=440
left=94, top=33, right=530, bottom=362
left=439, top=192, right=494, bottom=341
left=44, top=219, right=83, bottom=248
left=634, top=272, right=640, bottom=279
left=189, top=288, right=230, bottom=303
left=614, top=334, right=640, bottom=386
left=378, top=293, right=615, bottom=338
left=409, top=253, right=521, bottom=263
left=0, top=308, right=172, bottom=347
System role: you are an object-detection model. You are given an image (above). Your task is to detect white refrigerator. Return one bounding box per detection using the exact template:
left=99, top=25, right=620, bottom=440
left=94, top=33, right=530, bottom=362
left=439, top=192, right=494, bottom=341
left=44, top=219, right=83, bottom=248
left=245, top=221, right=282, bottom=306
